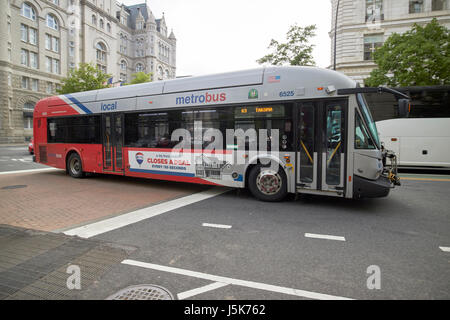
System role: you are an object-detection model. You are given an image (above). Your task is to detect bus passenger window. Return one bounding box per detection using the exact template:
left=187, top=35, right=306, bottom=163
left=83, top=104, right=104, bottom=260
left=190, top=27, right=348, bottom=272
left=233, top=104, right=293, bottom=151
left=299, top=104, right=314, bottom=183
left=325, top=105, right=344, bottom=185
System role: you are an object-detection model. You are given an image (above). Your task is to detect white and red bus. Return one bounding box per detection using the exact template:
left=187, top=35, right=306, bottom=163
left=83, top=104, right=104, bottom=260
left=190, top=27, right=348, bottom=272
left=33, top=66, right=408, bottom=201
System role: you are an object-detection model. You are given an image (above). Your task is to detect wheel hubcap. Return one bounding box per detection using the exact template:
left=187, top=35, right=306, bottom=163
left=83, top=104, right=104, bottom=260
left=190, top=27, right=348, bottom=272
left=256, top=170, right=282, bottom=195
left=70, top=158, right=80, bottom=175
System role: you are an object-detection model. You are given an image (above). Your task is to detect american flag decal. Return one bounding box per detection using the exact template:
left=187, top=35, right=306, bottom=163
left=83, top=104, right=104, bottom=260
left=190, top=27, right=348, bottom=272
left=268, top=75, right=281, bottom=83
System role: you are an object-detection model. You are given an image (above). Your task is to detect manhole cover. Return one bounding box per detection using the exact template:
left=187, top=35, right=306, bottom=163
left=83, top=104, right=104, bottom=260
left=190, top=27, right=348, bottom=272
left=106, top=285, right=174, bottom=300
left=1, top=185, right=27, bottom=190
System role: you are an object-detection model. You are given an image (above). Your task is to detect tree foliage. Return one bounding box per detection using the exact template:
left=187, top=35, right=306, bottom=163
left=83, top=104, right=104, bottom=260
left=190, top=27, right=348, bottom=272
left=257, top=24, right=317, bottom=66
left=125, top=72, right=153, bottom=85
left=365, top=19, right=450, bottom=87
left=57, top=63, right=111, bottom=94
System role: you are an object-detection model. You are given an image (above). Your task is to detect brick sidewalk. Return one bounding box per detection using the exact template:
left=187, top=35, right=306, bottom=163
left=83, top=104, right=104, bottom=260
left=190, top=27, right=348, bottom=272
left=0, top=170, right=207, bottom=232
left=0, top=224, right=135, bottom=300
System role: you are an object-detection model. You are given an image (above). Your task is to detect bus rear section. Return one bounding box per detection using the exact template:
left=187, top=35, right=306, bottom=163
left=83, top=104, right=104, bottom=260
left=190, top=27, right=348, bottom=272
left=33, top=97, right=104, bottom=176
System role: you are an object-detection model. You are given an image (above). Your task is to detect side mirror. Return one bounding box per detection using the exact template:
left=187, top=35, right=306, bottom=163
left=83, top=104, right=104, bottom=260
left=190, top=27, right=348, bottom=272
left=398, top=99, right=410, bottom=118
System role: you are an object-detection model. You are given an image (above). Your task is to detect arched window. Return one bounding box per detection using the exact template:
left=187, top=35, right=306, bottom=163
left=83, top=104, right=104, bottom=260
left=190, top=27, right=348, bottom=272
left=96, top=42, right=106, bottom=62
left=96, top=42, right=107, bottom=73
left=165, top=69, right=170, bottom=79
left=21, top=3, right=36, bottom=21
left=106, top=23, right=111, bottom=33
left=135, top=63, right=144, bottom=72
left=23, top=102, right=34, bottom=112
left=47, top=14, right=59, bottom=30
left=23, top=102, right=35, bottom=129
left=120, top=60, right=127, bottom=71
left=99, top=19, right=104, bottom=29
left=92, top=15, right=97, bottom=26
left=158, top=66, right=163, bottom=79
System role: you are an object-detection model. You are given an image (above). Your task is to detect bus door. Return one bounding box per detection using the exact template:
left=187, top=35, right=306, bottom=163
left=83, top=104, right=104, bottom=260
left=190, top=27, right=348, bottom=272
left=296, top=100, right=346, bottom=194
left=102, top=113, right=124, bottom=173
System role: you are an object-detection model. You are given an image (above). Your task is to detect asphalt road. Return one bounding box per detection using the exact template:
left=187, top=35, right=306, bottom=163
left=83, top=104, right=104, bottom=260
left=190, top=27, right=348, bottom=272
left=74, top=177, right=449, bottom=300
left=0, top=145, right=45, bottom=172
left=1, top=145, right=449, bottom=300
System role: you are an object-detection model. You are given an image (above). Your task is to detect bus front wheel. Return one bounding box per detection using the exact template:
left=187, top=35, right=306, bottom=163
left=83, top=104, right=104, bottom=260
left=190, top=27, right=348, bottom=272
left=248, top=164, right=287, bottom=202
left=67, top=153, right=84, bottom=178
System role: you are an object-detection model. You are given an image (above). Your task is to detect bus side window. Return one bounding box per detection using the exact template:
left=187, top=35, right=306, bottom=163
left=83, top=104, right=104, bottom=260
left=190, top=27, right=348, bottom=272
left=233, top=104, right=293, bottom=151
left=355, top=113, right=375, bottom=149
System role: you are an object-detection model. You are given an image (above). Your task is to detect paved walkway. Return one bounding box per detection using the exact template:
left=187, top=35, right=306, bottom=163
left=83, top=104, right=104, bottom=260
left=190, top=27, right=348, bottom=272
left=0, top=169, right=206, bottom=232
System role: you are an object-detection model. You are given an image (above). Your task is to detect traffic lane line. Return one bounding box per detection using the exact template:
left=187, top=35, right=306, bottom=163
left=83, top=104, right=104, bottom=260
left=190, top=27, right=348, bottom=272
left=64, top=187, right=231, bottom=238
left=304, top=233, right=346, bottom=242
left=202, top=223, right=232, bottom=229
left=177, top=282, right=229, bottom=300
left=0, top=168, right=60, bottom=175
left=439, top=246, right=450, bottom=252
left=122, top=259, right=353, bottom=300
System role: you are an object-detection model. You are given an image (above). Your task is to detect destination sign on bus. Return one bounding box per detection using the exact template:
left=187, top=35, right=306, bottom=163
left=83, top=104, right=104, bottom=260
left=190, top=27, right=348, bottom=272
left=235, top=105, right=284, bottom=118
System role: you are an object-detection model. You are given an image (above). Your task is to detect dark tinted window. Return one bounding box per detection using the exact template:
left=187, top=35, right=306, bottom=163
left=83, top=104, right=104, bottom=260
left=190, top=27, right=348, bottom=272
left=408, top=90, right=450, bottom=118
left=48, top=116, right=101, bottom=144
left=125, top=111, right=190, bottom=148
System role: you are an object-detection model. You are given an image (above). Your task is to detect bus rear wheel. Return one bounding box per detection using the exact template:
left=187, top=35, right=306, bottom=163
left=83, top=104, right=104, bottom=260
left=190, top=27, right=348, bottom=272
left=248, top=164, right=287, bottom=202
left=67, top=153, right=84, bottom=178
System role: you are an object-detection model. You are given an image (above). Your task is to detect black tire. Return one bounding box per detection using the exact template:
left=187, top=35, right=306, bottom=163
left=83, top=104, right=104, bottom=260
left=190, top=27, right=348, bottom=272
left=67, top=153, right=85, bottom=178
left=248, top=164, right=287, bottom=202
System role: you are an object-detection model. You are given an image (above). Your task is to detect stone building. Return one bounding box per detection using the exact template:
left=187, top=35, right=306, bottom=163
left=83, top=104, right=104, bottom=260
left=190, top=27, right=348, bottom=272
left=0, top=0, right=176, bottom=143
left=329, top=0, right=450, bottom=83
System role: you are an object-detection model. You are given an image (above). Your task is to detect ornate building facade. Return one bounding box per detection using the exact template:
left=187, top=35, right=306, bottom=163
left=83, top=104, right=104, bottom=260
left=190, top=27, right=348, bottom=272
left=329, top=0, right=450, bottom=83
left=0, top=0, right=176, bottom=143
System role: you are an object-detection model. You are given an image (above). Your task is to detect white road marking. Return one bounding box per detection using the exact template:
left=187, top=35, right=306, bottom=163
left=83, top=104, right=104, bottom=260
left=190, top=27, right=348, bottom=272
left=177, top=282, right=229, bottom=300
left=0, top=168, right=60, bottom=175
left=439, top=246, right=450, bottom=252
left=5, top=147, right=26, bottom=151
left=202, top=223, right=232, bottom=229
left=122, top=259, right=353, bottom=300
left=64, top=187, right=230, bottom=238
left=304, top=233, right=346, bottom=242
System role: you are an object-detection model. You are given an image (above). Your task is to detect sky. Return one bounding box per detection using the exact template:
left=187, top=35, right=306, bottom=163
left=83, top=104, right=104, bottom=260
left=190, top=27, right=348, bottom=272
left=120, top=0, right=332, bottom=77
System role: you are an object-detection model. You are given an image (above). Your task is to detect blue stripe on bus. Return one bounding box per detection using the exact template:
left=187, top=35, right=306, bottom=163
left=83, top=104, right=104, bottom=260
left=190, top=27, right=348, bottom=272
left=129, top=168, right=196, bottom=177
left=65, top=94, right=92, bottom=114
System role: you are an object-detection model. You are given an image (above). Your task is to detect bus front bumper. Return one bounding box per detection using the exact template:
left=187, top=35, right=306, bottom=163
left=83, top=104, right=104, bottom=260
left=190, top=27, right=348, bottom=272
left=353, top=175, right=392, bottom=198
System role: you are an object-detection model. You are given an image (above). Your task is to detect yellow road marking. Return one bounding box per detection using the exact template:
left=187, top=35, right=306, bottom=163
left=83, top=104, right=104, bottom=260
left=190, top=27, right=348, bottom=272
left=400, top=177, right=450, bottom=182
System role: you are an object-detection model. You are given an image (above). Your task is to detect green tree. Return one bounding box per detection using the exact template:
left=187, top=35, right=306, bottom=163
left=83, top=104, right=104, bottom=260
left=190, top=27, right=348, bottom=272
left=57, top=63, right=111, bottom=94
left=125, top=72, right=153, bottom=85
left=257, top=24, right=317, bottom=66
left=365, top=19, right=450, bottom=87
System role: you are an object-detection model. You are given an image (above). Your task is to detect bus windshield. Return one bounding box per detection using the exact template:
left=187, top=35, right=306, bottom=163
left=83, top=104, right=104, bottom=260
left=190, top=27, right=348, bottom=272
left=357, top=93, right=380, bottom=148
